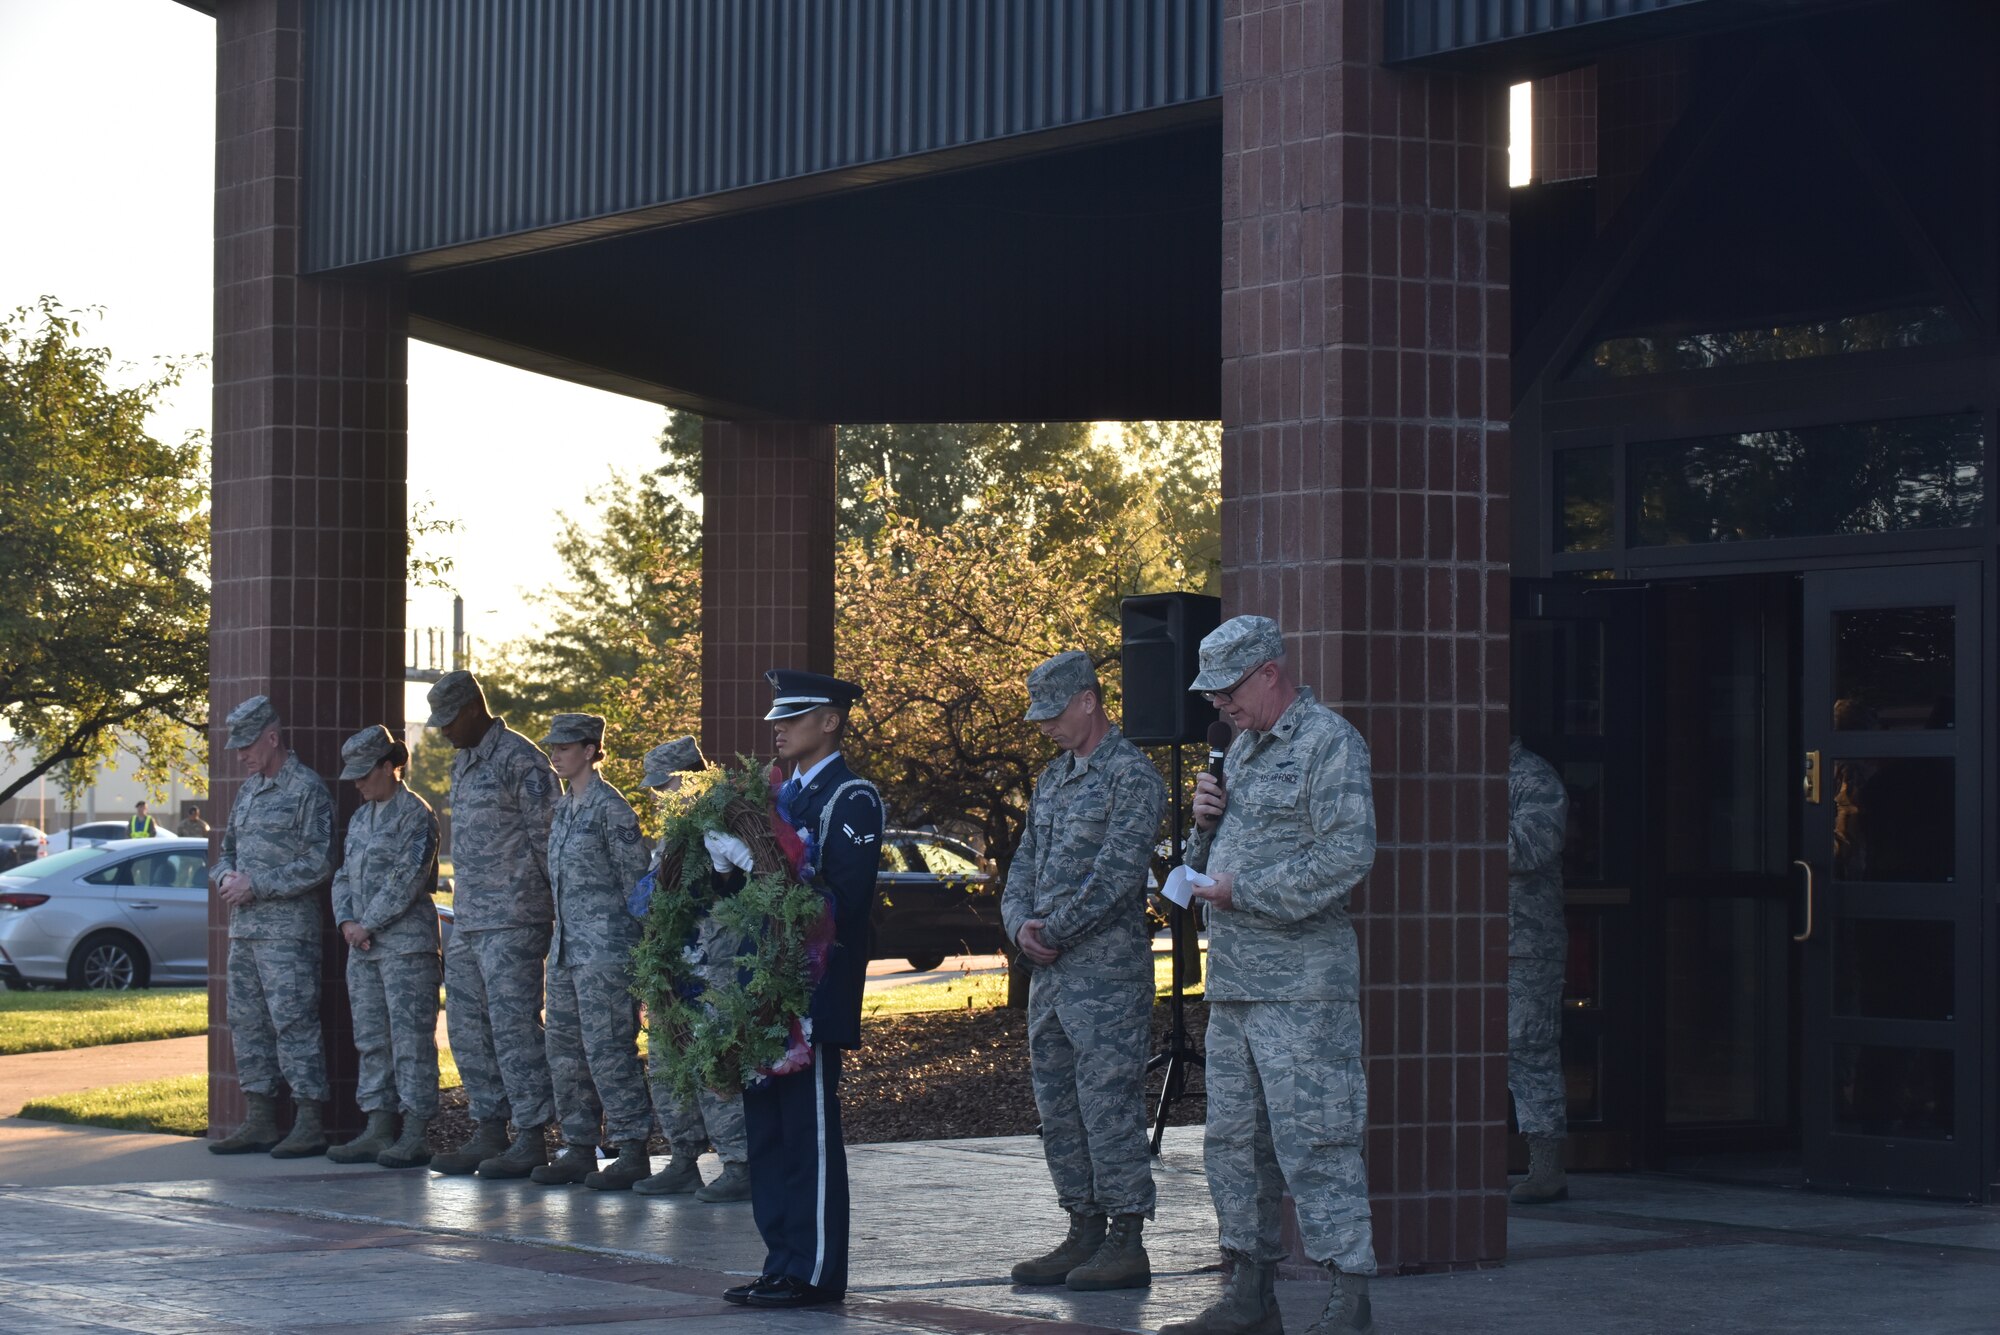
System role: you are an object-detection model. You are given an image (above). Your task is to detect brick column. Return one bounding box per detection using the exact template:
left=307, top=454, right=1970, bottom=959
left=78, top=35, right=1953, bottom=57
left=1219, top=0, right=1511, bottom=1272
left=209, top=0, right=408, bottom=1139
left=699, top=422, right=837, bottom=762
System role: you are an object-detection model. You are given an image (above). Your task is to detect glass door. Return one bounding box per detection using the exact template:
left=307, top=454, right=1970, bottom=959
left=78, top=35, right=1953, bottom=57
left=1800, top=564, right=1982, bottom=1198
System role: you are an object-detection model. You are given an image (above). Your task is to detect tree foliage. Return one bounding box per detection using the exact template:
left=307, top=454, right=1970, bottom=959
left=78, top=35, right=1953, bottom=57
left=0, top=299, right=208, bottom=807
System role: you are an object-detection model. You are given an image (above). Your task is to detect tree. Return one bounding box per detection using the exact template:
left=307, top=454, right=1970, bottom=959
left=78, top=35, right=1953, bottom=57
left=0, top=299, right=208, bottom=808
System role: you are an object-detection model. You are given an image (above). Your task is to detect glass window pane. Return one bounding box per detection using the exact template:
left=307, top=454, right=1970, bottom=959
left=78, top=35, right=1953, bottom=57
left=1574, top=306, right=1960, bottom=378
left=1662, top=898, right=1790, bottom=1125
left=1833, top=607, right=1954, bottom=730
left=1631, top=414, right=1984, bottom=547
left=1556, top=447, right=1613, bottom=552
left=1832, top=1044, right=1954, bottom=1140
left=1833, top=919, right=1955, bottom=1021
left=1558, top=760, right=1604, bottom=883
left=1560, top=1027, right=1602, bottom=1124
left=1831, top=757, right=1955, bottom=882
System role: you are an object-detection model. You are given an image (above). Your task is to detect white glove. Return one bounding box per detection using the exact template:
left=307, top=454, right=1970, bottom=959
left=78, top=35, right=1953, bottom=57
left=703, top=830, right=756, bottom=874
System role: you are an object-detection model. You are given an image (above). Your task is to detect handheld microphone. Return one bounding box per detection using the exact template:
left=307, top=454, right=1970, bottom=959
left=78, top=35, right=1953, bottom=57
left=1205, top=720, right=1233, bottom=781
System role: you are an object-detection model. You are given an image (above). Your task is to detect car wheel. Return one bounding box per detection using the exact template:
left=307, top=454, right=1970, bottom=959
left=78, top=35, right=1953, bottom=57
left=904, top=953, right=946, bottom=973
left=68, top=931, right=149, bottom=990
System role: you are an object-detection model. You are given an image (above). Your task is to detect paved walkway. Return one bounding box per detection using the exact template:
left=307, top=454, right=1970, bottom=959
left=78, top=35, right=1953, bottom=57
left=0, top=1034, right=207, bottom=1117
left=1, top=1119, right=1994, bottom=1333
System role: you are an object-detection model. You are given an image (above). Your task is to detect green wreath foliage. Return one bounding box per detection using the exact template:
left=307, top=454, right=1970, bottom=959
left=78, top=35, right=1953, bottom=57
left=630, top=759, right=828, bottom=1104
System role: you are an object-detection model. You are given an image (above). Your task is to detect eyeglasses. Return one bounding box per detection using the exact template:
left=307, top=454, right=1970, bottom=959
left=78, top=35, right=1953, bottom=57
left=1202, top=662, right=1270, bottom=705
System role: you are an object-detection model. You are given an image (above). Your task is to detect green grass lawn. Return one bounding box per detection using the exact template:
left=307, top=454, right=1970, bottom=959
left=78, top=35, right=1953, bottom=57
left=15, top=1051, right=464, bottom=1138
left=861, top=949, right=1205, bottom=1019
left=0, top=988, right=208, bottom=1055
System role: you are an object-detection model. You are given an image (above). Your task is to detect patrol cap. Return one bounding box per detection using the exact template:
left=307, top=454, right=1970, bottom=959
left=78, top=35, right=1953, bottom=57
left=540, top=713, right=606, bottom=747
left=641, top=736, right=706, bottom=788
left=222, top=695, right=279, bottom=750
left=1189, top=615, right=1288, bottom=693
left=338, top=725, right=398, bottom=780
left=424, top=669, right=487, bottom=729
left=1023, top=651, right=1099, bottom=722
left=764, top=669, right=863, bottom=721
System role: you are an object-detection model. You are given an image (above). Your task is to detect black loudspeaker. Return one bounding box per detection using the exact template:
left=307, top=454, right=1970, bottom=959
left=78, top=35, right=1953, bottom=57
left=1119, top=593, right=1222, bottom=745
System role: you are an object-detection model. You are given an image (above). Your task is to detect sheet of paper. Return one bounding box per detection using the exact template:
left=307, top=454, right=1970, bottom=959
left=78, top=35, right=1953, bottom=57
left=1161, top=865, right=1214, bottom=909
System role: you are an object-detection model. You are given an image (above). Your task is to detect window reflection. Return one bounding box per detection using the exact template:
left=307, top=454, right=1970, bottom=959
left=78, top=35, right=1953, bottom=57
left=1574, top=305, right=1960, bottom=378
left=1631, top=414, right=1983, bottom=547
left=1556, top=447, right=1613, bottom=552
left=1831, top=757, right=1954, bottom=882
left=1833, top=607, right=1954, bottom=730
left=1833, top=1044, right=1954, bottom=1140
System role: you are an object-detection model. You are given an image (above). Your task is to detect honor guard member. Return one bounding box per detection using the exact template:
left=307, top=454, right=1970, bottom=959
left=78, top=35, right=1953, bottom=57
left=327, top=726, right=444, bottom=1170
left=634, top=736, right=757, bottom=1203
left=208, top=695, right=336, bottom=1158
left=536, top=713, right=656, bottom=1190
left=722, top=670, right=883, bottom=1310
left=1506, top=738, right=1571, bottom=1204
left=1003, top=651, right=1167, bottom=1291
left=1167, top=617, right=1382, bottom=1335
left=421, top=670, right=561, bottom=1179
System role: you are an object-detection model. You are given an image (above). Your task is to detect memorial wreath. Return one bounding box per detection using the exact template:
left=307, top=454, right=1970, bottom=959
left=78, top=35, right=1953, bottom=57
left=629, top=757, right=832, bottom=1104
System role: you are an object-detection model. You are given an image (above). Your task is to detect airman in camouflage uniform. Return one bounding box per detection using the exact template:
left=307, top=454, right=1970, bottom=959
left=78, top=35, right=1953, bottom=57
left=1166, top=617, right=1380, bottom=1335
left=633, top=736, right=757, bottom=1204
left=208, top=695, right=335, bottom=1159
left=421, top=670, right=562, bottom=1179
left=1002, top=651, right=1166, bottom=1291
left=1507, top=737, right=1571, bottom=1204
left=327, top=726, right=443, bottom=1170
left=536, top=713, right=656, bottom=1190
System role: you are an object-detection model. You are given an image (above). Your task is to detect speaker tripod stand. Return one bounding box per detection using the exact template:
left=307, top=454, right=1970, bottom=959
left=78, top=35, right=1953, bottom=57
left=1146, top=740, right=1204, bottom=1154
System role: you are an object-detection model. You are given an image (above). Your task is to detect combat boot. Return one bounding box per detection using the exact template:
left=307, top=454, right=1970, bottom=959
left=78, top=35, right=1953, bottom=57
left=633, top=1150, right=703, bottom=1196
left=376, top=1115, right=432, bottom=1169
left=530, top=1143, right=597, bottom=1185
left=477, top=1124, right=550, bottom=1179
left=1157, top=1253, right=1282, bottom=1335
left=269, top=1097, right=328, bottom=1159
left=694, top=1161, right=752, bottom=1203
left=326, top=1110, right=398, bottom=1164
left=1066, top=1213, right=1151, bottom=1291
left=1510, top=1133, right=1569, bottom=1204
left=1010, top=1212, right=1106, bottom=1285
left=1303, top=1270, right=1373, bottom=1335
left=583, top=1141, right=651, bottom=1191
left=208, top=1092, right=281, bottom=1155
left=431, top=1118, right=508, bottom=1175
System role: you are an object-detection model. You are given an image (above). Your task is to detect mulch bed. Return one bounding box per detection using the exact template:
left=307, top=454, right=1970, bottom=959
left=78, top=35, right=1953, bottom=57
left=424, top=998, right=1207, bottom=1152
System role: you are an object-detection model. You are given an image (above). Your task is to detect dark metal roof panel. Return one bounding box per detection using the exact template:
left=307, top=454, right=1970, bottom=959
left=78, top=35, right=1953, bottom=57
left=1384, top=0, right=1828, bottom=69
left=303, top=0, right=1220, bottom=272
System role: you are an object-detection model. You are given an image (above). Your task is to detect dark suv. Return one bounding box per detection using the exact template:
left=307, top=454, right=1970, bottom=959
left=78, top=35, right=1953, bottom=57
left=872, top=830, right=1008, bottom=972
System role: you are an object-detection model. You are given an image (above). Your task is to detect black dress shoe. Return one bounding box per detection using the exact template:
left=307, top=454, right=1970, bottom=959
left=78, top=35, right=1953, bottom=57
left=743, top=1275, right=843, bottom=1308
left=722, top=1274, right=773, bottom=1306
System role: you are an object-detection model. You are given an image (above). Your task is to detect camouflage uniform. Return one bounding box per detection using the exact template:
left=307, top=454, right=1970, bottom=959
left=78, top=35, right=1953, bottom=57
left=546, top=768, right=655, bottom=1148
left=212, top=747, right=335, bottom=1104
left=1507, top=738, right=1570, bottom=1138
left=333, top=782, right=443, bottom=1120
left=1003, top=706, right=1166, bottom=1221
left=443, top=715, right=560, bottom=1132
left=1185, top=683, right=1378, bottom=1277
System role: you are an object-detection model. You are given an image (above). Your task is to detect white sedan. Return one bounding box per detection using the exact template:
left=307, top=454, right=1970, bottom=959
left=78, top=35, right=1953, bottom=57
left=0, top=838, right=211, bottom=989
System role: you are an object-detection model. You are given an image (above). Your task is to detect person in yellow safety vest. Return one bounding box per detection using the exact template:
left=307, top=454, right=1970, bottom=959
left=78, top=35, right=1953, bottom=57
left=128, top=802, right=158, bottom=839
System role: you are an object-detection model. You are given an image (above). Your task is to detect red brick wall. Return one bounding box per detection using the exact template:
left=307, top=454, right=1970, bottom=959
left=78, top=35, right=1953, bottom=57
left=1220, top=0, right=1511, bottom=1272
left=1532, top=66, right=1599, bottom=183
left=209, top=0, right=407, bottom=1137
left=699, top=422, right=837, bottom=763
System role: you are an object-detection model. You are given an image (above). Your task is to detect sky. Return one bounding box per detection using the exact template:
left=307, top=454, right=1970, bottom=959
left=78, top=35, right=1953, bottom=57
left=0, top=0, right=671, bottom=729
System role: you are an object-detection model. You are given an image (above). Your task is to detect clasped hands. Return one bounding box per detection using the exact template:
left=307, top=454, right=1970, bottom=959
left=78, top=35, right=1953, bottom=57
left=216, top=870, right=256, bottom=908
left=703, top=830, right=756, bottom=874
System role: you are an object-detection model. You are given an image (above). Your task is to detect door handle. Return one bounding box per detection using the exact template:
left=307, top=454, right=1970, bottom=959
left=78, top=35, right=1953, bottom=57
left=1790, top=860, right=1815, bottom=942
left=127, top=902, right=159, bottom=910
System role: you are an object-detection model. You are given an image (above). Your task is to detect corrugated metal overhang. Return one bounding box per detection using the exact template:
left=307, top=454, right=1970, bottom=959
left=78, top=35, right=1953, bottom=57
left=1384, top=0, right=1858, bottom=72
left=303, top=0, right=1219, bottom=273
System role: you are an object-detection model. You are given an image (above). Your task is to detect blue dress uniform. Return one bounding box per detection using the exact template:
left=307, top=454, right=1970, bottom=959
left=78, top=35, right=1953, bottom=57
left=729, top=671, right=883, bottom=1309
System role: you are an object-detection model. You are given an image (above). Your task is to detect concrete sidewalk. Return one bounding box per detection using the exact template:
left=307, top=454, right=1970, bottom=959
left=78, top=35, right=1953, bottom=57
left=0, top=1034, right=207, bottom=1117
left=2, top=1119, right=1995, bottom=1333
